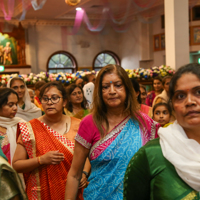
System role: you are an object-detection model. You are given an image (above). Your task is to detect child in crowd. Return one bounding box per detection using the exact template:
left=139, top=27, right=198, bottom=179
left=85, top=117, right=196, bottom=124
left=152, top=102, right=171, bottom=127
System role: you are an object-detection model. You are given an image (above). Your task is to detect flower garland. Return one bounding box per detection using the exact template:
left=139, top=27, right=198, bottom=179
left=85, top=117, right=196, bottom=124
left=126, top=65, right=175, bottom=79
left=0, top=70, right=96, bottom=86
left=0, top=66, right=174, bottom=86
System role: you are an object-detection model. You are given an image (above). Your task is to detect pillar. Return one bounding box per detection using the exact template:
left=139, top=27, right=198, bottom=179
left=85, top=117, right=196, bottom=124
left=164, top=0, right=189, bottom=70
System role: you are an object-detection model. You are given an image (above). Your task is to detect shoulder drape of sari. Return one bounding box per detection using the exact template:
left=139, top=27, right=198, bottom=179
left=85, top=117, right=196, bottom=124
left=84, top=117, right=142, bottom=200
left=0, top=156, right=27, bottom=200
left=139, top=112, right=160, bottom=145
left=19, top=119, right=83, bottom=200
left=73, top=109, right=90, bottom=119
left=124, top=138, right=199, bottom=200
left=140, top=104, right=152, bottom=118
left=34, top=97, right=44, bottom=111
left=0, top=129, right=10, bottom=163
left=64, top=108, right=90, bottom=119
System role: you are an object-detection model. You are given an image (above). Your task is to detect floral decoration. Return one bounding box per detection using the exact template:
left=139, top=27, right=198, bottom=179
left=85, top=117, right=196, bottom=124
left=0, top=66, right=174, bottom=86
left=126, top=65, right=175, bottom=79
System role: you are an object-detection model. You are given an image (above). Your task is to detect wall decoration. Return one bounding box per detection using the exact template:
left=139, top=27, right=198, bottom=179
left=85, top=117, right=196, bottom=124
left=0, top=33, right=18, bottom=65
left=0, top=24, right=27, bottom=66
left=153, top=34, right=160, bottom=51
left=160, top=33, right=165, bottom=50
left=191, top=26, right=200, bottom=45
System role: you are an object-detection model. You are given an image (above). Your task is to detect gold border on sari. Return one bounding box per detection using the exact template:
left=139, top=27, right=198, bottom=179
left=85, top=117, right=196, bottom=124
left=26, top=122, right=41, bottom=200
left=181, top=191, right=198, bottom=200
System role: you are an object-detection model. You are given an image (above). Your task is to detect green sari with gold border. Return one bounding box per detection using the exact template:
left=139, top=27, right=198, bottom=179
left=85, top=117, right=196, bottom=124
left=124, top=138, right=199, bottom=200
left=0, top=136, right=27, bottom=200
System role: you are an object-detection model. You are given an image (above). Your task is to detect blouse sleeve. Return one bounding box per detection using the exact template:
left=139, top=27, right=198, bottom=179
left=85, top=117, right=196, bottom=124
left=17, top=134, right=24, bottom=147
left=16, top=124, right=24, bottom=146
left=124, top=147, right=151, bottom=200
left=75, top=115, right=97, bottom=149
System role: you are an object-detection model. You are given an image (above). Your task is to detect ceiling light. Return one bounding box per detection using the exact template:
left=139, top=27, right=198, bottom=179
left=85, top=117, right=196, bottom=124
left=76, top=7, right=82, bottom=11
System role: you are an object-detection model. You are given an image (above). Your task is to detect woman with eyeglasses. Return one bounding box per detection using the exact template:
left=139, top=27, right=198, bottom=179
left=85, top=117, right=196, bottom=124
left=7, top=77, right=42, bottom=121
left=13, top=82, right=90, bottom=200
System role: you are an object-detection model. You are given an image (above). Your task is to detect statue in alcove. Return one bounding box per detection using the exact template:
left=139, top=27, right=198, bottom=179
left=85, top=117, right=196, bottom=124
left=0, top=45, right=4, bottom=63
left=3, top=42, right=12, bottom=65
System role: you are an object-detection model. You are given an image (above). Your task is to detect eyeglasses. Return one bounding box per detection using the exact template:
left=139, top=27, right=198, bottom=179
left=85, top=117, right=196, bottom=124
left=41, top=95, right=63, bottom=104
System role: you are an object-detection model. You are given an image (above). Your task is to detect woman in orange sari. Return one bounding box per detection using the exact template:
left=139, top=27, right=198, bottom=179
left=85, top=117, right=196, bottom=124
left=13, top=82, right=90, bottom=200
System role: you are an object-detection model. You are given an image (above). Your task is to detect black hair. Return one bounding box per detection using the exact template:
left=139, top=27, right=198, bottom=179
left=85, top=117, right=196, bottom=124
left=34, top=81, right=46, bottom=90
left=75, top=78, right=84, bottom=88
left=169, top=63, right=200, bottom=100
left=66, top=83, right=88, bottom=112
left=39, top=81, right=67, bottom=100
left=153, top=76, right=163, bottom=84
left=82, top=75, right=90, bottom=85
left=0, top=88, right=19, bottom=110
left=82, top=73, right=95, bottom=84
left=152, top=102, right=172, bottom=117
left=139, top=84, right=146, bottom=92
left=10, top=77, right=25, bottom=87
left=130, top=78, right=142, bottom=104
left=162, top=76, right=172, bottom=85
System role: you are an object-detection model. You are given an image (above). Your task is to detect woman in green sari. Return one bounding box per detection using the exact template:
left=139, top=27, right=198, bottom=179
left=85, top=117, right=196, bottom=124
left=0, top=136, right=27, bottom=200
left=124, top=63, right=200, bottom=200
left=64, top=84, right=89, bottom=119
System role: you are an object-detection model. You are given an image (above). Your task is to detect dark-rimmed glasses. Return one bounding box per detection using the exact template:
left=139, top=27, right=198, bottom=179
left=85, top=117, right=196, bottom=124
left=41, top=95, right=63, bottom=104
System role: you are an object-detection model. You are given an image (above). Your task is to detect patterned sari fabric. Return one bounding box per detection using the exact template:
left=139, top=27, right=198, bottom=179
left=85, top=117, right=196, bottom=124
left=19, top=119, right=83, bottom=200
left=0, top=130, right=10, bottom=163
left=34, top=97, right=44, bottom=111
left=140, top=104, right=152, bottom=119
left=64, top=108, right=90, bottom=119
left=75, top=113, right=159, bottom=200
left=124, top=138, right=200, bottom=200
left=0, top=156, right=28, bottom=200
left=145, top=91, right=156, bottom=107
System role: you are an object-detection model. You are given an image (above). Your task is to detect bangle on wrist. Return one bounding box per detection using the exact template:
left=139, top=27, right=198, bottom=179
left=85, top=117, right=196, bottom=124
left=82, top=171, right=89, bottom=178
left=37, top=157, right=41, bottom=165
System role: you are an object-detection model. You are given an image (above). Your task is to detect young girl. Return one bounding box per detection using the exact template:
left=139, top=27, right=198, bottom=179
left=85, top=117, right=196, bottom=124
left=153, top=102, right=171, bottom=127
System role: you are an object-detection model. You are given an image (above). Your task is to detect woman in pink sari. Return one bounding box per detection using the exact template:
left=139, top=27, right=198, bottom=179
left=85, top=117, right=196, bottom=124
left=65, top=64, right=160, bottom=200
left=145, top=77, right=163, bottom=107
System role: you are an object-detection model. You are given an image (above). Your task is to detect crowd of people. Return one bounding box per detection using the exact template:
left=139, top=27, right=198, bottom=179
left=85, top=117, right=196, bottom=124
left=0, top=63, right=200, bottom=200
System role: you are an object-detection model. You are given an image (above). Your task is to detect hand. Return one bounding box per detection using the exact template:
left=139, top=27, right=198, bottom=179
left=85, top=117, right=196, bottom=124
left=40, top=151, right=64, bottom=165
left=79, top=173, right=89, bottom=189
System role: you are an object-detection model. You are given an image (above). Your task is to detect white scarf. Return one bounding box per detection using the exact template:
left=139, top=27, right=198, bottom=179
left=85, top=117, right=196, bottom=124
left=83, top=82, right=94, bottom=109
left=0, top=116, right=25, bottom=165
left=152, top=89, right=169, bottom=108
left=159, top=121, right=200, bottom=191
left=7, top=78, right=42, bottom=121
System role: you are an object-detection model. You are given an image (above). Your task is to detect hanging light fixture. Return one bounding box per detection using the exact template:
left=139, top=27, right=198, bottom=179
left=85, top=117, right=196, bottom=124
left=65, top=0, right=81, bottom=6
